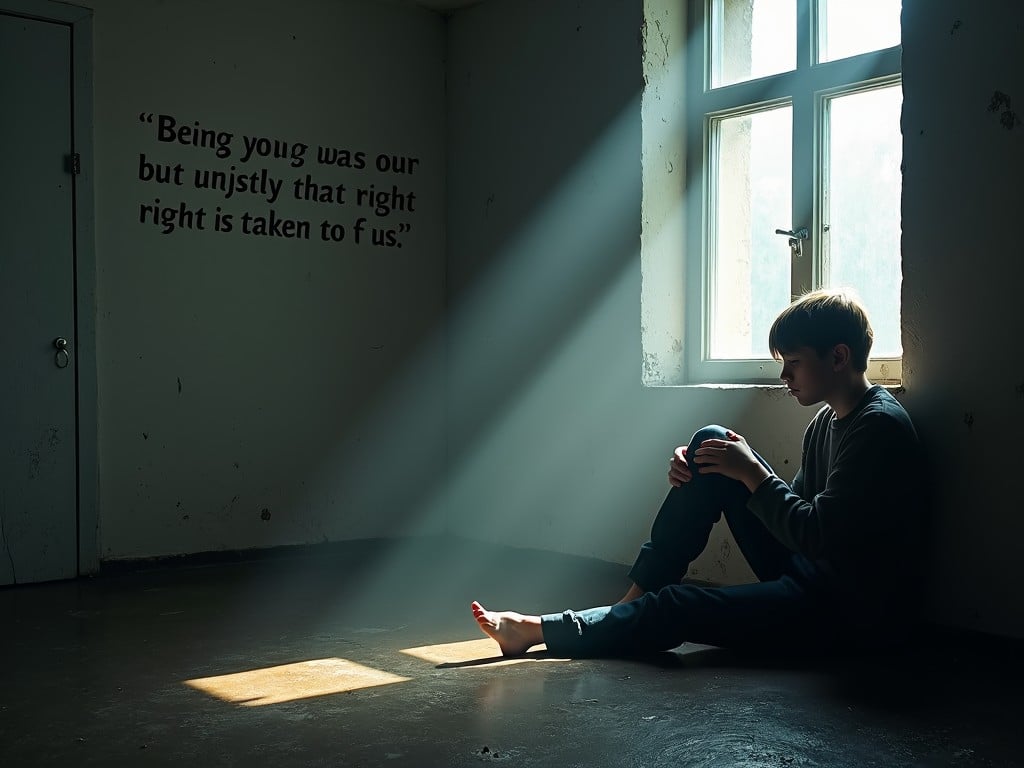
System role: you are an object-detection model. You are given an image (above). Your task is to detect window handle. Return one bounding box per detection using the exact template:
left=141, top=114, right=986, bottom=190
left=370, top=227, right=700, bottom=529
left=774, top=227, right=808, bottom=239
left=774, top=227, right=809, bottom=257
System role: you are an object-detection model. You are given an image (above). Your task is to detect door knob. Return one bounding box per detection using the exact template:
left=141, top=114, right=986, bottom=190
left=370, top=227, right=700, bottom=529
left=53, top=337, right=70, bottom=369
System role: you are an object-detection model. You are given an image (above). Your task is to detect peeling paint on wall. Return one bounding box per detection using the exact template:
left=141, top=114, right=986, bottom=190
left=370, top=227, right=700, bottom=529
left=987, top=91, right=1020, bottom=130
left=27, top=450, right=41, bottom=480
left=713, top=537, right=732, bottom=579
left=642, top=351, right=660, bottom=382
left=26, top=427, right=60, bottom=480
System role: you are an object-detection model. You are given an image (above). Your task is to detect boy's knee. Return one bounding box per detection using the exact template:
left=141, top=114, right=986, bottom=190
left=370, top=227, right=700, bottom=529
left=689, top=424, right=730, bottom=450
left=687, top=425, right=733, bottom=486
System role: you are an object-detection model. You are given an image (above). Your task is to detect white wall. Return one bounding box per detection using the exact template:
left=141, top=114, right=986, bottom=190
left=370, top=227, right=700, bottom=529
left=85, top=0, right=447, bottom=558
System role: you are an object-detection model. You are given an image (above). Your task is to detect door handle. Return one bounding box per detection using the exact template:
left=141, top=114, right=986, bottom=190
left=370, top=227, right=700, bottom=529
left=53, top=337, right=70, bottom=369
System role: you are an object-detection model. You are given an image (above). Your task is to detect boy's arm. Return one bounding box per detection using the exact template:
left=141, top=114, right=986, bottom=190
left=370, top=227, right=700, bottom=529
left=746, top=413, right=909, bottom=560
left=789, top=466, right=805, bottom=500
left=746, top=476, right=827, bottom=556
left=788, top=416, right=814, bottom=500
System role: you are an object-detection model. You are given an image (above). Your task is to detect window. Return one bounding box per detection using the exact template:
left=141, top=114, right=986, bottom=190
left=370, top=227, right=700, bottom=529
left=684, top=0, right=903, bottom=384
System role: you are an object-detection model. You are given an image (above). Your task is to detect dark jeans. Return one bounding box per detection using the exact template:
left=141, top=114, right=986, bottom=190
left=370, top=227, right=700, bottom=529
left=540, top=425, right=849, bottom=657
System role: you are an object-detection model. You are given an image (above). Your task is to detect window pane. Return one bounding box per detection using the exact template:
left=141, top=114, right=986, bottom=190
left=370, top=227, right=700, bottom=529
left=712, top=0, right=796, bottom=89
left=819, top=0, right=901, bottom=63
left=824, top=84, right=902, bottom=357
left=710, top=105, right=792, bottom=359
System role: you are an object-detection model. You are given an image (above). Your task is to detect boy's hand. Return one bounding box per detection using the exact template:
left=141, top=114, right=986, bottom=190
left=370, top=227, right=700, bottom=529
left=693, top=430, right=771, bottom=491
left=667, top=445, right=693, bottom=487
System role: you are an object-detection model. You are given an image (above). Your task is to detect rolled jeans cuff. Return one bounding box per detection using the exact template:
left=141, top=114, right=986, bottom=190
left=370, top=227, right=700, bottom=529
left=541, top=606, right=612, bottom=656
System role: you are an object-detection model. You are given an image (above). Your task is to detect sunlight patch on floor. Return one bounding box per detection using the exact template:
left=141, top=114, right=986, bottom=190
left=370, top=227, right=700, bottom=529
left=184, top=658, right=411, bottom=706
left=400, top=637, right=569, bottom=667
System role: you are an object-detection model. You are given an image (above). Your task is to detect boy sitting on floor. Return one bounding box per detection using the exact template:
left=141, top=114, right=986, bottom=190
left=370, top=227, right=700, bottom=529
left=472, top=289, right=927, bottom=657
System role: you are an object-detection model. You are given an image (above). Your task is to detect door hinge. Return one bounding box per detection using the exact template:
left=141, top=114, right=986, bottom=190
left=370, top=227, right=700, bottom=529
left=66, top=153, right=81, bottom=175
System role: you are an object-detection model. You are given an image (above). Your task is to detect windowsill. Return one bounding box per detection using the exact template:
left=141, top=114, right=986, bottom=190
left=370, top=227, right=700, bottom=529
left=649, top=382, right=906, bottom=393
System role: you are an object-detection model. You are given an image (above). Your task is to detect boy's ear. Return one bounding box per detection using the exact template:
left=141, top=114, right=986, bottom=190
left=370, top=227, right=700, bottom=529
left=831, top=343, right=852, bottom=370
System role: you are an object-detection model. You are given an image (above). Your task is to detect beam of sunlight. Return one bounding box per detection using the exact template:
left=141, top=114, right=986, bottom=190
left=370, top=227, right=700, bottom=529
left=400, top=638, right=568, bottom=668
left=304, top=95, right=666, bottom=627
left=285, top=14, right=713, bottom=635
left=184, top=658, right=411, bottom=706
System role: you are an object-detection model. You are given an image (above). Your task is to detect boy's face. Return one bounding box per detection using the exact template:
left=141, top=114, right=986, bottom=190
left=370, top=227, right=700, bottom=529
left=778, top=345, right=839, bottom=407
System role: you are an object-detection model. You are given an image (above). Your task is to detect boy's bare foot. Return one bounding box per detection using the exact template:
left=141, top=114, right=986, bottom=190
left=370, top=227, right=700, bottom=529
left=471, top=601, right=544, bottom=657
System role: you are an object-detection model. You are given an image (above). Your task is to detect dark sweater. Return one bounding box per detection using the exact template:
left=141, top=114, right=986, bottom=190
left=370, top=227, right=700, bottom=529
left=747, top=385, right=926, bottom=603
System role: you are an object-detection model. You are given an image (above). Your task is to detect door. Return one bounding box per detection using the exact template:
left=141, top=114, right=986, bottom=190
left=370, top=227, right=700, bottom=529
left=0, top=12, right=77, bottom=584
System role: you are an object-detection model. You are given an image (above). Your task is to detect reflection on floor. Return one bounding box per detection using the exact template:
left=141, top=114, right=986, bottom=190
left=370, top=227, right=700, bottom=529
left=0, top=537, right=1020, bottom=767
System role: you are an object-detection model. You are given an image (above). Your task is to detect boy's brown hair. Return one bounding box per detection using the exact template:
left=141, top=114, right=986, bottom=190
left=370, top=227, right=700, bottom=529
left=768, top=289, right=874, bottom=372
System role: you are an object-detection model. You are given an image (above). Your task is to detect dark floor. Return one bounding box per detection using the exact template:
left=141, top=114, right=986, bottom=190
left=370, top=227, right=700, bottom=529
left=1, top=538, right=1020, bottom=767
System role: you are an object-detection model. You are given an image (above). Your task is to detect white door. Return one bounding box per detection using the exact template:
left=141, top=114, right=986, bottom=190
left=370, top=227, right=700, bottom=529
left=0, top=12, right=78, bottom=584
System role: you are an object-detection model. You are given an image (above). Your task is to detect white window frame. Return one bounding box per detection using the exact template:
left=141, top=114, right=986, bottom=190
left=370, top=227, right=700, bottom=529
left=683, top=0, right=903, bottom=385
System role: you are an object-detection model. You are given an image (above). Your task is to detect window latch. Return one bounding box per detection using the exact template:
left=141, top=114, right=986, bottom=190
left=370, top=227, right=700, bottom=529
left=774, top=227, right=809, bottom=258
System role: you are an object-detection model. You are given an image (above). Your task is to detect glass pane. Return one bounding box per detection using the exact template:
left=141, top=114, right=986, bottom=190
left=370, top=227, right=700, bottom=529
left=819, top=0, right=901, bottom=62
left=712, top=0, right=796, bottom=88
left=824, top=84, right=903, bottom=357
left=710, top=104, right=792, bottom=359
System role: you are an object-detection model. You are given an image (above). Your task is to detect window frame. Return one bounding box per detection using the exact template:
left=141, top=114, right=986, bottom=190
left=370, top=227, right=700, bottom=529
left=683, top=0, right=903, bottom=385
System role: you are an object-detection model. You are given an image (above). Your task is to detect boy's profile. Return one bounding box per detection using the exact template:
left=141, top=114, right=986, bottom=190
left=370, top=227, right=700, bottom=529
left=471, top=289, right=926, bottom=658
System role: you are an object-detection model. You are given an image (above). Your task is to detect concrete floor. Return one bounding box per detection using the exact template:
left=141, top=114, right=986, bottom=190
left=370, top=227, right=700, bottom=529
left=1, top=538, right=1020, bottom=767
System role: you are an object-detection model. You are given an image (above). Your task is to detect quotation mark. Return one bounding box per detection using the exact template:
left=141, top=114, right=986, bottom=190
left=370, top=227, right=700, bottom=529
left=139, top=112, right=154, bottom=123
left=399, top=223, right=411, bottom=233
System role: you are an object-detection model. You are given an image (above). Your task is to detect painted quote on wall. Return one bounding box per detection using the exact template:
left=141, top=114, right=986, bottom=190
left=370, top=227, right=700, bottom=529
left=135, top=112, right=418, bottom=248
